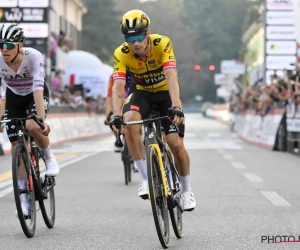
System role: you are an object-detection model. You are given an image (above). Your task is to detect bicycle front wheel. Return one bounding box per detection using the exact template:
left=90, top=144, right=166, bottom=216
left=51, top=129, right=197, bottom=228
left=147, top=145, right=170, bottom=249
left=165, top=146, right=183, bottom=239
left=122, top=142, right=130, bottom=185
left=12, top=144, right=36, bottom=238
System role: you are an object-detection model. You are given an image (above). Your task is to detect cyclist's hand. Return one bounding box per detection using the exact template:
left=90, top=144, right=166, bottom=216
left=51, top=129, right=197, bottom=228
left=167, top=107, right=184, bottom=126
left=104, top=117, right=111, bottom=126
left=37, top=122, right=51, bottom=136
left=110, top=115, right=123, bottom=134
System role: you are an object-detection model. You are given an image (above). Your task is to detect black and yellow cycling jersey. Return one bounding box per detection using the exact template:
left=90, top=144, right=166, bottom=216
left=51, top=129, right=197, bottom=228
left=112, top=34, right=176, bottom=93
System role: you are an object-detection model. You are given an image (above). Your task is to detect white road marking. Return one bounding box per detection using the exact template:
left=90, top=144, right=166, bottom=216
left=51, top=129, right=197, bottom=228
left=261, top=191, right=291, bottom=207
left=184, top=140, right=242, bottom=150
left=222, top=154, right=234, bottom=160
left=0, top=150, right=104, bottom=198
left=207, top=133, right=221, bottom=137
left=0, top=186, right=13, bottom=198
left=184, top=133, right=197, bottom=138
left=231, top=162, right=246, bottom=169
left=0, top=179, right=12, bottom=189
left=243, top=173, right=263, bottom=182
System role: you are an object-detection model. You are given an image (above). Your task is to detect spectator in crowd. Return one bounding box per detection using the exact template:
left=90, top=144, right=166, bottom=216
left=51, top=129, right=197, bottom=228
left=50, top=31, right=58, bottom=67
left=230, top=65, right=300, bottom=117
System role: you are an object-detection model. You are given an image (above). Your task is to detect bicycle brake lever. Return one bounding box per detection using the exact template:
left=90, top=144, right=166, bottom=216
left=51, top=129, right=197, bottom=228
left=31, top=114, right=45, bottom=130
left=115, top=132, right=124, bottom=148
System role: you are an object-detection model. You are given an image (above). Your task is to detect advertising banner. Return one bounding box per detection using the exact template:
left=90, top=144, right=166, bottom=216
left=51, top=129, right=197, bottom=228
left=264, top=0, right=297, bottom=83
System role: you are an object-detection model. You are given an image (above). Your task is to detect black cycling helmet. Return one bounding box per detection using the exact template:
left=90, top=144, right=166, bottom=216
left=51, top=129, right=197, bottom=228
left=0, top=23, right=25, bottom=42
left=120, top=9, right=150, bottom=36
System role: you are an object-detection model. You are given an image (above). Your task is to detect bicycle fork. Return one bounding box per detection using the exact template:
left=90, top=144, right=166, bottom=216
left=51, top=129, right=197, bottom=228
left=149, top=144, right=169, bottom=198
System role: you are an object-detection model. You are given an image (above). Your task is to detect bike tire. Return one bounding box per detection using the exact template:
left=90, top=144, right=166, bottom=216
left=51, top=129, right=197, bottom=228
left=37, top=149, right=56, bottom=228
left=122, top=142, right=130, bottom=185
left=12, top=144, right=36, bottom=238
left=165, top=146, right=183, bottom=239
left=147, top=145, right=170, bottom=249
left=127, top=158, right=131, bottom=183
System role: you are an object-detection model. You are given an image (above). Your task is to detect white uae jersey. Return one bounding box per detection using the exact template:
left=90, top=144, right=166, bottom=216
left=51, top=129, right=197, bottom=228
left=0, top=47, right=45, bottom=99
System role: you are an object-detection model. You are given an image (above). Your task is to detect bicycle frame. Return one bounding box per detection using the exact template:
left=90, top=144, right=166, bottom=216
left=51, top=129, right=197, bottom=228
left=114, top=109, right=182, bottom=198
left=0, top=114, right=54, bottom=199
left=143, top=114, right=169, bottom=198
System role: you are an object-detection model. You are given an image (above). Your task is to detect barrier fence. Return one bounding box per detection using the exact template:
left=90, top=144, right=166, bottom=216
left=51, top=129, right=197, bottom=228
left=0, top=113, right=109, bottom=155
left=205, top=102, right=300, bottom=156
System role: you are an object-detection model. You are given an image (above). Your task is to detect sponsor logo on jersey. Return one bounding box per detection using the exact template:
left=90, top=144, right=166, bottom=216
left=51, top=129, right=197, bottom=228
left=3, top=73, right=32, bottom=81
left=164, top=40, right=171, bottom=52
left=125, top=93, right=133, bottom=105
left=153, top=38, right=161, bottom=46
left=121, top=45, right=130, bottom=54
left=148, top=60, right=155, bottom=64
left=114, top=55, right=120, bottom=63
left=130, top=105, right=140, bottom=111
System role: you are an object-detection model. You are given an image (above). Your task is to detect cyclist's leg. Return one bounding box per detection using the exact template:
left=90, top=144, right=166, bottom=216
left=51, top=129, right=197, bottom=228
left=123, top=91, right=151, bottom=197
left=5, top=89, right=31, bottom=214
left=26, top=86, right=59, bottom=176
left=159, top=92, right=196, bottom=211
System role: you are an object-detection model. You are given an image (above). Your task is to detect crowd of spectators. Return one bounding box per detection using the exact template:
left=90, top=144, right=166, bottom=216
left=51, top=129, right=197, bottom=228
left=230, top=63, right=300, bottom=118
left=48, top=70, right=106, bottom=115
left=50, top=31, right=73, bottom=68
left=49, top=31, right=106, bottom=115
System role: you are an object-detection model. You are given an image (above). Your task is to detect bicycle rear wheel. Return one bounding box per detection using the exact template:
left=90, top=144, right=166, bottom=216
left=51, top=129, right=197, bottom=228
left=12, top=144, right=36, bottom=238
left=165, top=146, right=183, bottom=239
left=36, top=149, right=56, bottom=228
left=147, top=145, right=170, bottom=249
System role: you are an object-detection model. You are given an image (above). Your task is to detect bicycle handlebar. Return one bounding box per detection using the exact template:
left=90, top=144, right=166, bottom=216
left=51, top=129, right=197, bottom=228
left=114, top=115, right=184, bottom=148
left=0, top=113, right=45, bottom=130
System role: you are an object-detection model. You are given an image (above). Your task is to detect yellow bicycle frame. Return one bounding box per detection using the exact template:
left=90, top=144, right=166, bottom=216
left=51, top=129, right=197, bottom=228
left=149, top=144, right=168, bottom=198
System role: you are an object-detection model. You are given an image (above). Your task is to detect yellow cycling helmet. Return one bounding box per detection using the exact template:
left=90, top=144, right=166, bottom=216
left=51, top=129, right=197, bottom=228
left=120, top=9, right=150, bottom=36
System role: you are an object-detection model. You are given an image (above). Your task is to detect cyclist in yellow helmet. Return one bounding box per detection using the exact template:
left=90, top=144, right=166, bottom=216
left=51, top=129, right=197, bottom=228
left=110, top=10, right=196, bottom=211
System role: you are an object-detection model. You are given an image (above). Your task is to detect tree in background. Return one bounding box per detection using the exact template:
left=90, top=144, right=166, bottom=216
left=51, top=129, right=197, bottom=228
left=82, top=0, right=122, bottom=63
left=180, top=0, right=250, bottom=101
left=81, top=0, right=251, bottom=102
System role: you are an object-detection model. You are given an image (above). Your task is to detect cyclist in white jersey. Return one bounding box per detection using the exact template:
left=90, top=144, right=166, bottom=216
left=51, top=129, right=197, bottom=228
left=0, top=23, right=60, bottom=216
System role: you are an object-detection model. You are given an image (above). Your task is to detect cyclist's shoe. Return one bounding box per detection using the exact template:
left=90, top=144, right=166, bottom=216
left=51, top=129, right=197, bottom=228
left=15, top=202, right=30, bottom=217
left=46, top=156, right=60, bottom=176
left=174, top=191, right=196, bottom=212
left=138, top=180, right=149, bottom=199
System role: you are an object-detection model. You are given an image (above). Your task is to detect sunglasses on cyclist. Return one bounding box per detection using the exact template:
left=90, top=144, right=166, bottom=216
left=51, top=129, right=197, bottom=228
left=125, top=33, right=147, bottom=43
left=0, top=42, right=19, bottom=50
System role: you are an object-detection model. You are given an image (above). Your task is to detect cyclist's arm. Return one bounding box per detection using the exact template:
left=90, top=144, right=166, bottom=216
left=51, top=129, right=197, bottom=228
left=31, top=52, right=46, bottom=121
left=164, top=68, right=181, bottom=108
left=105, top=96, right=112, bottom=116
left=0, top=80, right=6, bottom=118
left=112, top=79, right=126, bottom=116
left=112, top=49, right=127, bottom=116
left=161, top=37, right=181, bottom=108
left=105, top=75, right=113, bottom=116
left=0, top=97, right=5, bottom=132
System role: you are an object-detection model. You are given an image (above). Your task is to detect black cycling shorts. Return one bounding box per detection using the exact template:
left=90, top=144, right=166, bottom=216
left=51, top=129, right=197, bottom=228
left=4, top=86, right=49, bottom=142
left=123, top=90, right=183, bottom=136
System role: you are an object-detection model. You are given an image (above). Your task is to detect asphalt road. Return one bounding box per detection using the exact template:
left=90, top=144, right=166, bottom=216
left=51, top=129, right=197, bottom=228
left=1, top=113, right=300, bottom=250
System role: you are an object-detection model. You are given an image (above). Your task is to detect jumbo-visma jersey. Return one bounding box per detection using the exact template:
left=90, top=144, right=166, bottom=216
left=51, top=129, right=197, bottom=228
left=112, top=34, right=176, bottom=93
